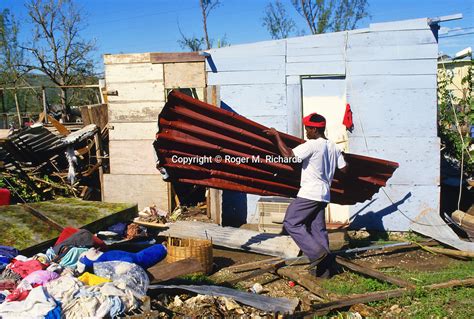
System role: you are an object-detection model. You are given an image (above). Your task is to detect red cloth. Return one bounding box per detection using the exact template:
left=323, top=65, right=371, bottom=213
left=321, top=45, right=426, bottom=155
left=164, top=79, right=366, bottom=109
left=54, top=227, right=105, bottom=250
left=5, top=288, right=29, bottom=302
left=342, top=103, right=353, bottom=130
left=10, top=260, right=47, bottom=278
left=303, top=113, right=326, bottom=127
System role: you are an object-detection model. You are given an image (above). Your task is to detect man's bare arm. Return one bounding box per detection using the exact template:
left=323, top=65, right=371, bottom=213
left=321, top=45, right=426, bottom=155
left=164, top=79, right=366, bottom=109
left=263, top=127, right=294, bottom=158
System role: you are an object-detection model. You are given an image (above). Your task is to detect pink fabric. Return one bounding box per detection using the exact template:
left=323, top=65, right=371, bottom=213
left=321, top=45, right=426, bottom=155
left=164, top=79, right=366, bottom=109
left=23, top=270, right=59, bottom=286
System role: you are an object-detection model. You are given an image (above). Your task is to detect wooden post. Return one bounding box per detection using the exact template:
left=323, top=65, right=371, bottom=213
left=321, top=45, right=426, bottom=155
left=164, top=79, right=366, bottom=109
left=42, top=86, right=48, bottom=124
left=205, top=85, right=223, bottom=224
left=94, top=132, right=104, bottom=201
left=13, top=90, right=21, bottom=127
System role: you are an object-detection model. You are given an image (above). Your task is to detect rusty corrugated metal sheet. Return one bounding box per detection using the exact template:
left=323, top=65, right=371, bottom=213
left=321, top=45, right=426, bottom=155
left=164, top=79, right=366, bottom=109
left=154, top=90, right=399, bottom=205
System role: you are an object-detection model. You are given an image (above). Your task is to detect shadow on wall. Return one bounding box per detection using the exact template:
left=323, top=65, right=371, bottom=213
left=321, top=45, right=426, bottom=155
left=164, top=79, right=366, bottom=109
left=349, top=192, right=412, bottom=237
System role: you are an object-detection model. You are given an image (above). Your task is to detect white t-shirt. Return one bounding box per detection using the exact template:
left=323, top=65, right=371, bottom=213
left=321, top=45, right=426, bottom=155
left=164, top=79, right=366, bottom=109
left=292, top=138, right=346, bottom=202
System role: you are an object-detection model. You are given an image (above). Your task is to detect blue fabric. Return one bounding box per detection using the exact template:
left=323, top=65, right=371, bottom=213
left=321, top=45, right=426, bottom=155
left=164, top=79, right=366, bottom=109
left=81, top=244, right=167, bottom=269
left=59, top=247, right=89, bottom=268
left=45, top=301, right=62, bottom=319
left=109, top=296, right=124, bottom=317
left=107, top=223, right=127, bottom=237
left=0, top=246, right=18, bottom=263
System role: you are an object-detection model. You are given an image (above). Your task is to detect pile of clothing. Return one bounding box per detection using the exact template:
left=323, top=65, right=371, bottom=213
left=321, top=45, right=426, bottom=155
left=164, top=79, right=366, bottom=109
left=0, top=226, right=167, bottom=318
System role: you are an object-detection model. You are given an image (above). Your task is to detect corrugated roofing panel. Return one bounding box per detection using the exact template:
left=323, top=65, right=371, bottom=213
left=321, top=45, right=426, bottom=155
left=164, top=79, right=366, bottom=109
left=154, top=90, right=399, bottom=205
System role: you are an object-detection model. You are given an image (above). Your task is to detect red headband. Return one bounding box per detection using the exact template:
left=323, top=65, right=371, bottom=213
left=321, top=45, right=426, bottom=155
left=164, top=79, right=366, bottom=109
left=303, top=113, right=326, bottom=128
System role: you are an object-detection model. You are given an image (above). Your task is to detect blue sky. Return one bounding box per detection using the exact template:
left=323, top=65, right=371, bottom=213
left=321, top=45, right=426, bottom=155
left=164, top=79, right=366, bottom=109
left=2, top=0, right=473, bottom=67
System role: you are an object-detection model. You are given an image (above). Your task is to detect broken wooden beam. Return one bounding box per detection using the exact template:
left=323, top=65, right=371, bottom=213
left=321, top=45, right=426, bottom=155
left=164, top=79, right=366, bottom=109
left=147, top=258, right=204, bottom=283
left=226, top=261, right=285, bottom=285
left=226, top=257, right=283, bottom=273
left=335, top=256, right=416, bottom=288
left=276, top=267, right=329, bottom=300
left=309, top=278, right=474, bottom=316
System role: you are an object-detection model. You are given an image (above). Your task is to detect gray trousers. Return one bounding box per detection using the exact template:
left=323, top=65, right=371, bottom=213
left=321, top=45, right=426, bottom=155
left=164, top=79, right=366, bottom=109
left=283, top=197, right=329, bottom=260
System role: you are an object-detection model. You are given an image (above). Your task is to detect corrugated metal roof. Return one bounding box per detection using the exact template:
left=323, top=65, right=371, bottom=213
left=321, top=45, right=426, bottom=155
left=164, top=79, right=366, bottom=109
left=154, top=90, right=399, bottom=205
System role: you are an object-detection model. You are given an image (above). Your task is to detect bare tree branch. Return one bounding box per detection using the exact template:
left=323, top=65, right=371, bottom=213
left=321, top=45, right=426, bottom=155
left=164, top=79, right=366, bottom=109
left=262, top=0, right=297, bottom=39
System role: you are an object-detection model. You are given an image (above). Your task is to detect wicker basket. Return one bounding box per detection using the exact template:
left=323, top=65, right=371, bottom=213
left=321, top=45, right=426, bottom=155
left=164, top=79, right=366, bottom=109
left=165, top=237, right=213, bottom=274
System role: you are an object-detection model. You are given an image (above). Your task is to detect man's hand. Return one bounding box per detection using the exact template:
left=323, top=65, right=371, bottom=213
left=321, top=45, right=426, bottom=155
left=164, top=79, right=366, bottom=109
left=263, top=127, right=279, bottom=137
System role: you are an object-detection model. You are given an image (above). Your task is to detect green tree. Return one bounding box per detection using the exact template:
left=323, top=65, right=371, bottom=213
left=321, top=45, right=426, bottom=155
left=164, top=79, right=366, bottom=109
left=23, top=0, right=96, bottom=120
left=262, top=0, right=297, bottom=39
left=291, top=0, right=369, bottom=34
left=178, top=0, right=229, bottom=52
left=438, top=64, right=473, bottom=175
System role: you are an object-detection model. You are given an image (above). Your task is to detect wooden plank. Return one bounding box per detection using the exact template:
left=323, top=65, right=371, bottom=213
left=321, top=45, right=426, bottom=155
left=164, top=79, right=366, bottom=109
left=310, top=278, right=474, bottom=316
left=80, top=104, right=108, bottom=131
left=160, top=221, right=301, bottom=258
left=226, top=261, right=285, bottom=285
left=206, top=55, right=285, bottom=72
left=335, top=256, right=415, bottom=288
left=347, top=29, right=437, bottom=47
left=277, top=267, right=330, bottom=298
left=108, top=101, right=165, bottom=122
left=347, top=43, right=438, bottom=61
left=107, top=82, right=165, bottom=102
left=347, top=59, right=436, bottom=76
left=109, top=122, right=157, bottom=140
left=22, top=204, right=64, bottom=232
left=109, top=140, right=158, bottom=175
left=164, top=62, right=206, bottom=88
left=348, top=137, right=439, bottom=185
left=286, top=61, right=345, bottom=76
left=207, top=69, right=285, bottom=85
left=104, top=53, right=150, bottom=64
left=103, top=174, right=169, bottom=211
left=148, top=258, right=204, bottom=283
left=369, top=18, right=429, bottom=31
left=347, top=74, right=437, bottom=90
left=206, top=39, right=286, bottom=58
left=105, top=63, right=164, bottom=83
left=219, top=84, right=287, bottom=116
left=150, top=52, right=205, bottom=63
left=347, top=89, right=437, bottom=137
left=226, top=257, right=283, bottom=272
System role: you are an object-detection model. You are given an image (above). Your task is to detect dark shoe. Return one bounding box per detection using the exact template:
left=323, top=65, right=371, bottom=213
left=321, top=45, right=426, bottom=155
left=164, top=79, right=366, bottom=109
left=308, top=254, right=335, bottom=279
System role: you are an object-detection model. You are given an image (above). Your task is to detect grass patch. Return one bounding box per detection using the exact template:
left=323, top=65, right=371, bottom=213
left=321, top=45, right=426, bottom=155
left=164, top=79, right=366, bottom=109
left=381, top=259, right=474, bottom=285
left=321, top=271, right=395, bottom=295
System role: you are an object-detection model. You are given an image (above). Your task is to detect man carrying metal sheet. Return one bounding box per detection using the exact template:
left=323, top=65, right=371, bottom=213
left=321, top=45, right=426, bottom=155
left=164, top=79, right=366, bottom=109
left=264, top=113, right=347, bottom=278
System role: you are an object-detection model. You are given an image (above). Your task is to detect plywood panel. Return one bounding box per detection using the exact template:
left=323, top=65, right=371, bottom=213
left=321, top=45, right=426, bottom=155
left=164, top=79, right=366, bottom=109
left=348, top=29, right=436, bottom=47
left=109, top=122, right=157, bottom=140
left=286, top=32, right=346, bottom=49
left=347, top=59, right=436, bottom=76
left=348, top=137, right=440, bottom=186
left=287, top=46, right=345, bottom=57
left=150, top=52, right=205, bottom=63
left=164, top=62, right=206, bottom=88
left=104, top=53, right=150, bottom=64
left=286, top=61, right=345, bottom=76
left=206, top=55, right=285, bottom=72
left=369, top=18, right=429, bottom=31
left=347, top=43, right=438, bottom=61
left=347, top=74, right=437, bottom=90
left=108, top=101, right=164, bottom=122
left=208, top=70, right=285, bottom=85
left=286, top=83, right=303, bottom=138
left=348, top=89, right=437, bottom=137
left=103, top=174, right=169, bottom=211
left=109, top=140, right=158, bottom=175
left=107, top=81, right=165, bottom=102
left=206, top=39, right=286, bottom=58
left=287, top=54, right=345, bottom=63
left=105, top=63, right=164, bottom=83
left=219, top=84, right=287, bottom=116
left=349, top=184, right=439, bottom=231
